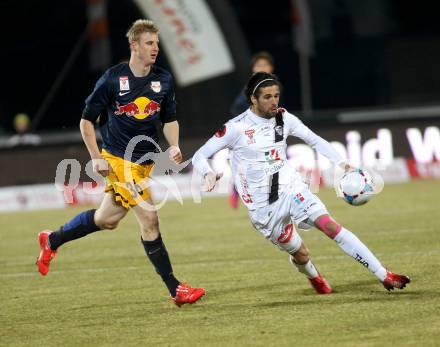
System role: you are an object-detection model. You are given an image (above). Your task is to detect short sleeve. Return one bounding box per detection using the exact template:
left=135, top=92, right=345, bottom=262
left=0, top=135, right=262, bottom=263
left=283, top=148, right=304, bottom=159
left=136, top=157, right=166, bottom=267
left=160, top=75, right=177, bottom=123
left=82, top=69, right=112, bottom=122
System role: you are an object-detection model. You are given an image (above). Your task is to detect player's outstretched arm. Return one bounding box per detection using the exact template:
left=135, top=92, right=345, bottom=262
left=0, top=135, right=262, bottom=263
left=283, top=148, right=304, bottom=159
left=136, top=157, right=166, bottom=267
left=203, top=172, right=223, bottom=192
left=192, top=123, right=239, bottom=192
left=286, top=112, right=345, bottom=167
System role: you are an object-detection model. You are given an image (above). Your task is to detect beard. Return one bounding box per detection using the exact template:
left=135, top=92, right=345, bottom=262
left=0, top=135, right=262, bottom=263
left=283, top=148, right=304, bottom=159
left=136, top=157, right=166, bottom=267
left=252, top=105, right=278, bottom=118
left=265, top=108, right=277, bottom=118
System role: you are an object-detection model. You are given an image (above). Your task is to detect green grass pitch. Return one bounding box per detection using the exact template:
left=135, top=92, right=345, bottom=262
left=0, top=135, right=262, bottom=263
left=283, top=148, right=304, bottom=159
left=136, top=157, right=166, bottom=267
left=1, top=180, right=439, bottom=346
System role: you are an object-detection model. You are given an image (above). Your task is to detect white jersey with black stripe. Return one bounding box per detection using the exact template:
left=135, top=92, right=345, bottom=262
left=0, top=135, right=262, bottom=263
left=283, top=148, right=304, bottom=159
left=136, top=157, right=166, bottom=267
left=192, top=108, right=344, bottom=210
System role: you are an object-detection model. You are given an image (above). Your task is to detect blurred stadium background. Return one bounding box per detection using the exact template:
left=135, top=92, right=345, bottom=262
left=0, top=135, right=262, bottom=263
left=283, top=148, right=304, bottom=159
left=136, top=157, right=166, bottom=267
left=1, top=1, right=440, bottom=346
left=0, top=0, right=439, bottom=208
left=0, top=0, right=439, bottom=210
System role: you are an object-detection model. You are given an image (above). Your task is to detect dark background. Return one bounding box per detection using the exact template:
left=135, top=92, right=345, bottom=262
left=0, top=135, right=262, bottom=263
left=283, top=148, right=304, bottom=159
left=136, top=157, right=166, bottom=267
left=1, top=0, right=440, bottom=136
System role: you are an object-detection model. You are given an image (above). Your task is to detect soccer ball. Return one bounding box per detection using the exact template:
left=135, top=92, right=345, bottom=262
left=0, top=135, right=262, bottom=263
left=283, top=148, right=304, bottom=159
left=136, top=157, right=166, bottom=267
left=339, top=169, right=374, bottom=206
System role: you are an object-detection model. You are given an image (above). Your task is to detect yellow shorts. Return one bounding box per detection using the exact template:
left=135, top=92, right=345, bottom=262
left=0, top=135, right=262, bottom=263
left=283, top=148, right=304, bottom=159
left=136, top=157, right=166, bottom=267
left=101, top=149, right=154, bottom=209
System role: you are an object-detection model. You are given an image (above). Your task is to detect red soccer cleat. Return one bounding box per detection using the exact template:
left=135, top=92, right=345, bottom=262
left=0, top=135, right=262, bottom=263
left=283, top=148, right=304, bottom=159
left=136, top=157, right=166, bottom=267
left=309, top=275, right=333, bottom=294
left=172, top=283, right=205, bottom=307
left=36, top=231, right=57, bottom=276
left=382, top=271, right=411, bottom=291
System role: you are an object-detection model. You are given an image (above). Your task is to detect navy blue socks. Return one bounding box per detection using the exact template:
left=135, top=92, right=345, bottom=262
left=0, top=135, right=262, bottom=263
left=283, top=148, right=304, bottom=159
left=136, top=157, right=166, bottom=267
left=47, top=210, right=179, bottom=297
left=141, top=235, right=180, bottom=297
left=48, top=209, right=100, bottom=250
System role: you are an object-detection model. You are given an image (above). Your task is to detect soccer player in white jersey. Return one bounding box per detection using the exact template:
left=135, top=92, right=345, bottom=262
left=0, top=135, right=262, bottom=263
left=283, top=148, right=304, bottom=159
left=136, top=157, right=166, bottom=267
left=192, top=72, right=410, bottom=294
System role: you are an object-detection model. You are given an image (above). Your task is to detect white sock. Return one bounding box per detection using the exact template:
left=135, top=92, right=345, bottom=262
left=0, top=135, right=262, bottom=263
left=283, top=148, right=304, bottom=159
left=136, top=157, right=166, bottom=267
left=290, top=257, right=319, bottom=279
left=334, top=227, right=387, bottom=281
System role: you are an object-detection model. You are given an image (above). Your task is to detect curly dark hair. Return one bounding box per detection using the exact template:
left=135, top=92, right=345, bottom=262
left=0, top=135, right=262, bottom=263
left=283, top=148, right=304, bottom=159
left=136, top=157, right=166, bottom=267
left=245, top=72, right=281, bottom=104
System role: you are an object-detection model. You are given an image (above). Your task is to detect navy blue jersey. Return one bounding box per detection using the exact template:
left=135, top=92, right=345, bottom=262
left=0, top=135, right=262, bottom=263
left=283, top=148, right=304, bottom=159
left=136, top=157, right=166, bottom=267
left=82, top=63, right=176, bottom=163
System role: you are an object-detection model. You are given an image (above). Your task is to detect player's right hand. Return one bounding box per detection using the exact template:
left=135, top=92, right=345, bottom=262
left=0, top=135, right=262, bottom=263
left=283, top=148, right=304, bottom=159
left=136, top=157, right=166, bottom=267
left=203, top=171, right=223, bottom=192
left=92, top=158, right=111, bottom=177
left=169, top=145, right=183, bottom=164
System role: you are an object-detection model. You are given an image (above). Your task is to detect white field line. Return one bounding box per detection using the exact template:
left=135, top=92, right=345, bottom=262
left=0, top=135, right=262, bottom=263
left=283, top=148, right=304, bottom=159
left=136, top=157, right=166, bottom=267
left=1, top=249, right=439, bottom=278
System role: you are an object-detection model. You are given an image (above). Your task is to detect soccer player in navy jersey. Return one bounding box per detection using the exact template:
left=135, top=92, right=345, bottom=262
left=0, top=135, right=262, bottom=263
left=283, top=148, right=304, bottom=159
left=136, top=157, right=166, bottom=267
left=36, top=19, right=204, bottom=307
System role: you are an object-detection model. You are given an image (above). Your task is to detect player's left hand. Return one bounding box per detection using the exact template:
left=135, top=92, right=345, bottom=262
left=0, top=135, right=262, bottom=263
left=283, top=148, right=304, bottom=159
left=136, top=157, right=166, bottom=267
left=169, top=146, right=182, bottom=164
left=340, top=161, right=355, bottom=172
left=203, top=171, right=223, bottom=192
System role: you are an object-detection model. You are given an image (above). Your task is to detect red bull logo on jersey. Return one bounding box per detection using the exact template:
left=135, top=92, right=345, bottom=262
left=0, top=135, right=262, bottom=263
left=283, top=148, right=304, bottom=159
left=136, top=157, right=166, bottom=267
left=115, top=96, right=161, bottom=120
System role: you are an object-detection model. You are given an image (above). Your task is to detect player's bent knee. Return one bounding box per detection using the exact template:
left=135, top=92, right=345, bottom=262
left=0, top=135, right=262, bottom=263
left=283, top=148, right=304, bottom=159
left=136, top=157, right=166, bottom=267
left=314, top=215, right=341, bottom=239
left=140, top=213, right=159, bottom=231
left=292, top=245, right=310, bottom=264
left=139, top=216, right=160, bottom=239
left=271, top=223, right=302, bottom=254
left=296, top=245, right=309, bottom=258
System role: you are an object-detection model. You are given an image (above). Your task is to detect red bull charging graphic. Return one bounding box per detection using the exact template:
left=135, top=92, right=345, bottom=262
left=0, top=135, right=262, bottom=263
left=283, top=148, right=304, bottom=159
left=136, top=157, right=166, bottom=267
left=115, top=96, right=161, bottom=120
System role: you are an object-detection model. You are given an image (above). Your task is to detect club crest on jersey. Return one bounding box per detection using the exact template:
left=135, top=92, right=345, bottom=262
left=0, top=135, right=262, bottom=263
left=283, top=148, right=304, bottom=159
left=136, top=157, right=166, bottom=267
left=119, top=76, right=130, bottom=91
left=275, top=125, right=283, bottom=136
left=244, top=129, right=256, bottom=144
left=151, top=81, right=161, bottom=93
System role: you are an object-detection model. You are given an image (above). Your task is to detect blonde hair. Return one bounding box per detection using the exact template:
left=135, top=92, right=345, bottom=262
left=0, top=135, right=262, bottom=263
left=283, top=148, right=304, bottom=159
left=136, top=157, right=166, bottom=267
left=126, top=19, right=159, bottom=43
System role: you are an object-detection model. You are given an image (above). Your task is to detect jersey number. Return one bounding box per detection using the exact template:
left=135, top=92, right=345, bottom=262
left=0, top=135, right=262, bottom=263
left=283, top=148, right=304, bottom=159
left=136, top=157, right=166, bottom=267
left=125, top=180, right=144, bottom=198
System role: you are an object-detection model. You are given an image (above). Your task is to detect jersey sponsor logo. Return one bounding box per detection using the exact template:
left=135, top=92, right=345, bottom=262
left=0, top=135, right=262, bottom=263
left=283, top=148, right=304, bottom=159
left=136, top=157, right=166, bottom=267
left=114, top=96, right=161, bottom=120
left=245, top=129, right=255, bottom=137
left=119, top=76, right=130, bottom=91
left=244, top=129, right=256, bottom=144
left=277, top=224, right=293, bottom=244
left=151, top=81, right=161, bottom=93
left=215, top=125, right=226, bottom=137
left=265, top=149, right=280, bottom=162
left=264, top=148, right=284, bottom=175
left=264, top=160, right=284, bottom=176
